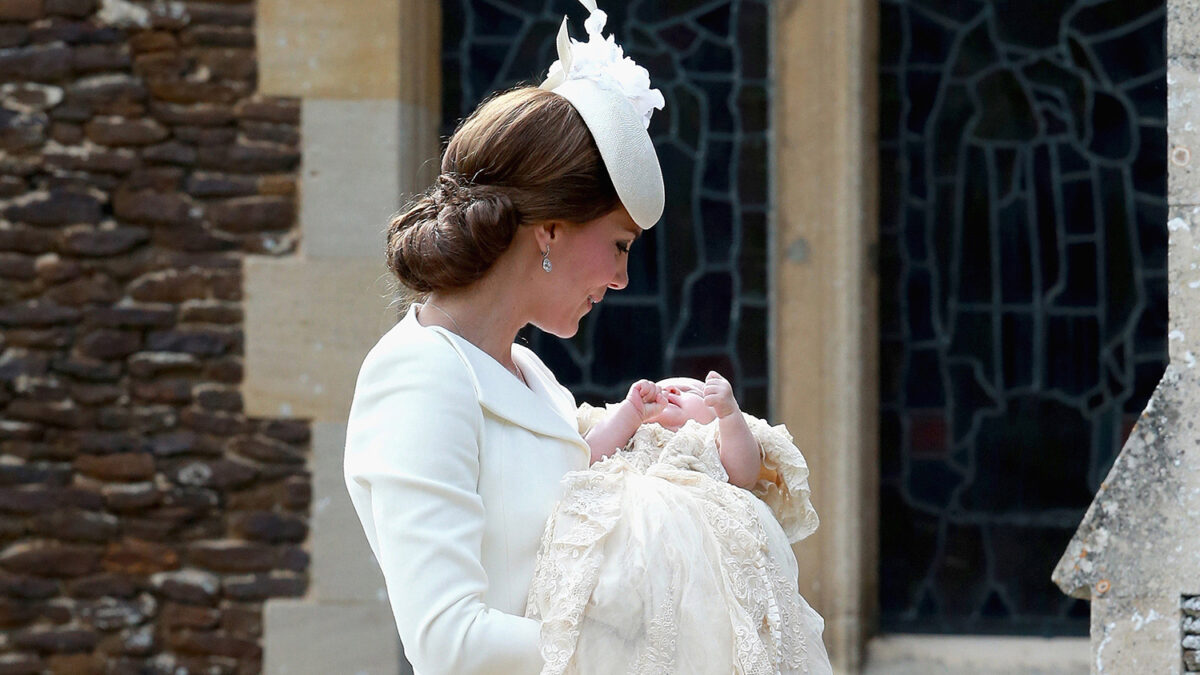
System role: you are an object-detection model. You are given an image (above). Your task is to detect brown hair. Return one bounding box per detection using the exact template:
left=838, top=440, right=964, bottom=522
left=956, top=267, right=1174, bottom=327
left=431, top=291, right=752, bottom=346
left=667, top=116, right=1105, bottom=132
left=386, top=86, right=620, bottom=293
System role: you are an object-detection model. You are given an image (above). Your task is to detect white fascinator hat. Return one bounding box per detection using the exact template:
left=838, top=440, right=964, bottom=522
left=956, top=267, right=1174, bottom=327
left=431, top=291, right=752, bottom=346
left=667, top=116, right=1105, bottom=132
left=540, top=0, right=666, bottom=230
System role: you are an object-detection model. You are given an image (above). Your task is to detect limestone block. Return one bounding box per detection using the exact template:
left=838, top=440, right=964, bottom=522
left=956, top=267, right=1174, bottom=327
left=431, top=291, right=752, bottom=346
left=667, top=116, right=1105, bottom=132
left=301, top=99, right=438, bottom=259
left=1168, top=206, right=1200, bottom=359
left=863, top=635, right=1089, bottom=675
left=257, top=0, right=400, bottom=99
left=310, top=422, right=388, bottom=603
left=1169, top=0, right=1200, bottom=60
left=1089, top=596, right=1180, bottom=675
left=258, top=0, right=439, bottom=104
left=1052, top=362, right=1200, bottom=598
left=1169, top=57, right=1200, bottom=205
left=242, top=256, right=398, bottom=421
left=263, top=599, right=399, bottom=675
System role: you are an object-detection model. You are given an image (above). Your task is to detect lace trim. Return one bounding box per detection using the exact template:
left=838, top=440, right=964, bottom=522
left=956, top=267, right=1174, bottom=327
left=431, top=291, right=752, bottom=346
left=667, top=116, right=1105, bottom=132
left=527, top=444, right=821, bottom=673
left=740, top=415, right=820, bottom=543
left=576, top=404, right=820, bottom=543
left=525, top=463, right=627, bottom=673
left=575, top=401, right=609, bottom=438
left=650, top=462, right=810, bottom=673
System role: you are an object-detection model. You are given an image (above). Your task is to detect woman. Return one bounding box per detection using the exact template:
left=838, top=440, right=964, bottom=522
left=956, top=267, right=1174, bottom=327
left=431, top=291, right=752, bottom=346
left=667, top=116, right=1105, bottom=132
left=343, top=4, right=667, bottom=673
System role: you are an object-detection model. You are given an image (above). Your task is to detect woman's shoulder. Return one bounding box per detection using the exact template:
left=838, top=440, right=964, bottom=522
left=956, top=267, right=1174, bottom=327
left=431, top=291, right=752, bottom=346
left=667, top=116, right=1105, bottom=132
left=346, top=314, right=485, bottom=466
left=354, top=313, right=481, bottom=398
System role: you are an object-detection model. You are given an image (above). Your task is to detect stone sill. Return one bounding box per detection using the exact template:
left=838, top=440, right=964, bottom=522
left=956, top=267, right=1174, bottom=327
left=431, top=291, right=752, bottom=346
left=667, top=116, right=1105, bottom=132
left=863, top=634, right=1090, bottom=675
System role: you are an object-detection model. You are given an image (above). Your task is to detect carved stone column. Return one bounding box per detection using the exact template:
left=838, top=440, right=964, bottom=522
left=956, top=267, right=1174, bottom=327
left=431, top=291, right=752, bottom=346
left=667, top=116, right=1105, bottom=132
left=773, top=0, right=880, bottom=670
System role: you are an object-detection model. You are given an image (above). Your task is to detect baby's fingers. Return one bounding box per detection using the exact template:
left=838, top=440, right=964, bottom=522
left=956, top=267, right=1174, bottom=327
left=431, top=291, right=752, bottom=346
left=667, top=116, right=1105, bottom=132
left=630, top=379, right=655, bottom=400
left=642, top=399, right=666, bottom=419
left=704, top=380, right=729, bottom=397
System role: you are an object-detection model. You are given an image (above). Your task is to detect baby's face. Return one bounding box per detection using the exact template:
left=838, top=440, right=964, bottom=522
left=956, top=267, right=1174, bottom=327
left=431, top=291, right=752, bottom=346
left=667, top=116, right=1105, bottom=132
left=654, top=377, right=716, bottom=431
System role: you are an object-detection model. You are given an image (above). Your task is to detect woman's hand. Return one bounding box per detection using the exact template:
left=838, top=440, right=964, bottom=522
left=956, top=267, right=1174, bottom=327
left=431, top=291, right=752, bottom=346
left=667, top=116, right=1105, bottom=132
left=703, top=371, right=739, bottom=419
left=626, top=379, right=667, bottom=423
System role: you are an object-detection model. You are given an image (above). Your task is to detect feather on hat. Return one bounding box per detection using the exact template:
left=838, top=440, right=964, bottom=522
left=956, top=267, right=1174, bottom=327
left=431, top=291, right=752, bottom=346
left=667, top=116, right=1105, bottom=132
left=540, top=0, right=665, bottom=229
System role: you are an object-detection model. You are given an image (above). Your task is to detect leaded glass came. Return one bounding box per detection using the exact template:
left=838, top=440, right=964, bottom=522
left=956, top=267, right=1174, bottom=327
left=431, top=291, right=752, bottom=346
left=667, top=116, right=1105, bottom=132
left=442, top=0, right=771, bottom=414
left=878, top=0, right=1168, bottom=635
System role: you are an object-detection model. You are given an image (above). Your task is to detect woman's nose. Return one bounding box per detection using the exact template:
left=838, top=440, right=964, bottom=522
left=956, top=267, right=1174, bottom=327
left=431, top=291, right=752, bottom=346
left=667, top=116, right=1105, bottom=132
left=609, top=257, right=629, bottom=290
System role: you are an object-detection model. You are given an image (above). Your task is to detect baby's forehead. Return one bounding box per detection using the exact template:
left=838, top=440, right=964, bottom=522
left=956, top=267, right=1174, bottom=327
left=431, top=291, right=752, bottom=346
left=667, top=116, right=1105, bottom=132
left=657, top=377, right=704, bottom=392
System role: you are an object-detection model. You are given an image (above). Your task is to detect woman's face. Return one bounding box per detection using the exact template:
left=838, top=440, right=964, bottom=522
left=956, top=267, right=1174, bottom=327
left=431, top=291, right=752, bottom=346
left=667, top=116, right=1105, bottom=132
left=654, top=377, right=716, bottom=431
left=532, top=207, right=641, bottom=337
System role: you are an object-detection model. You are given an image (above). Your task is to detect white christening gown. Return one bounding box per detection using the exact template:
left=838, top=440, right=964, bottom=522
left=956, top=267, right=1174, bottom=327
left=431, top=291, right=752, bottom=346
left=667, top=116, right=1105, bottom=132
left=525, top=405, right=832, bottom=675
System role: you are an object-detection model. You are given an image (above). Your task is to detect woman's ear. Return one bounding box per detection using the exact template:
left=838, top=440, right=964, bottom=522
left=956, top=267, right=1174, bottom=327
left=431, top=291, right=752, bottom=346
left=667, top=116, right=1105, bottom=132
left=532, top=222, right=558, bottom=249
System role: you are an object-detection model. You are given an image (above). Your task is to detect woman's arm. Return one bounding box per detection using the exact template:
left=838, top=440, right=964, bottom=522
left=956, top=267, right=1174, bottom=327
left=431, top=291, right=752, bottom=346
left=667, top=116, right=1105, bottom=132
left=344, top=334, right=542, bottom=675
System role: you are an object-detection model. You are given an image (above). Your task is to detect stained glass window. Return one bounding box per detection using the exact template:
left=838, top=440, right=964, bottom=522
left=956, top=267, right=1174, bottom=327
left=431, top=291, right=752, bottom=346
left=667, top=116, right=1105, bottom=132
left=878, top=0, right=1167, bottom=634
left=442, top=0, right=771, bottom=414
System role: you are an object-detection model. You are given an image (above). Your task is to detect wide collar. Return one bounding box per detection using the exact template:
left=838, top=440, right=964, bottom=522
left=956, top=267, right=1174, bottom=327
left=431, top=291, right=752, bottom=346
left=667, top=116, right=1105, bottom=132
left=404, top=305, right=589, bottom=454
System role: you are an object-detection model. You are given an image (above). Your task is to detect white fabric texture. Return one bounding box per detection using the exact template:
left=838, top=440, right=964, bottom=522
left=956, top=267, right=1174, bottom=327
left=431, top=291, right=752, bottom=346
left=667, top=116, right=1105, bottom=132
left=344, top=304, right=590, bottom=675
left=526, top=406, right=831, bottom=674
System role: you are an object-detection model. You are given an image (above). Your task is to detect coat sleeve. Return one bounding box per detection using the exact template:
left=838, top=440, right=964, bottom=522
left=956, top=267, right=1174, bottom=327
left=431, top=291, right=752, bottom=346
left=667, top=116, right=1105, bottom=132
left=344, top=333, right=543, bottom=675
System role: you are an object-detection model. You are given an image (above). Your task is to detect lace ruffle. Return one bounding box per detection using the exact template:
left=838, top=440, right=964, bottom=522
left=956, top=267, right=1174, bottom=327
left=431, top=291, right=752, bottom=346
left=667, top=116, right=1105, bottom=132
left=742, top=416, right=820, bottom=543
left=577, top=404, right=820, bottom=543
left=528, top=415, right=830, bottom=674
left=647, top=461, right=810, bottom=673
left=525, top=461, right=627, bottom=674
left=575, top=401, right=609, bottom=438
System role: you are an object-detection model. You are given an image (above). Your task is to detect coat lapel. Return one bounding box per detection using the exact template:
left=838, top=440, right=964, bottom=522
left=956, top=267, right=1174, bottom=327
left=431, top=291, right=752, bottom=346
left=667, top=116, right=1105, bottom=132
left=413, top=312, right=587, bottom=452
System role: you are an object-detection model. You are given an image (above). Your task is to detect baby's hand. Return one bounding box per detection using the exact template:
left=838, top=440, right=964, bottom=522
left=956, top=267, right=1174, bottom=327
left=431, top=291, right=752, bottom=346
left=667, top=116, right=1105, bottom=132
left=703, top=371, right=739, bottom=419
left=626, top=379, right=667, bottom=423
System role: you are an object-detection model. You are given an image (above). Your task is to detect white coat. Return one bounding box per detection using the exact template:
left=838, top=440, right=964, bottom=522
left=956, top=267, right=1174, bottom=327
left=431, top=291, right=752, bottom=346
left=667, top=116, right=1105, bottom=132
left=344, top=304, right=590, bottom=675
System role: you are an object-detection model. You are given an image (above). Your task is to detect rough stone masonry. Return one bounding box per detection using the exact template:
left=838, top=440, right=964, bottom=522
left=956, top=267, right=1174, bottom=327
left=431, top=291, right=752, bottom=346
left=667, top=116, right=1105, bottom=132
left=0, top=0, right=309, bottom=673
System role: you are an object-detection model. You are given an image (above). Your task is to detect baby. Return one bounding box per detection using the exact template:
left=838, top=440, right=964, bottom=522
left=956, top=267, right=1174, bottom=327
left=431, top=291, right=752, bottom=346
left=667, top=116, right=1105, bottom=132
left=525, top=371, right=831, bottom=675
left=583, top=371, right=769, bottom=487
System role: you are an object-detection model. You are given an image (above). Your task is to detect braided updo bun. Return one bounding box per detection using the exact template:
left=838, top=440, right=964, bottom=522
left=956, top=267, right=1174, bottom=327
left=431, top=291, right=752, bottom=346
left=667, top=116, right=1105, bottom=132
left=387, top=174, right=521, bottom=293
left=387, top=87, right=620, bottom=293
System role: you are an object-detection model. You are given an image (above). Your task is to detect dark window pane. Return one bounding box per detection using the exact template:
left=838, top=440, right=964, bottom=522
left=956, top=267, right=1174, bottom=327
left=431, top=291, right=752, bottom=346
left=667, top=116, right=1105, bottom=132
left=444, top=0, right=772, bottom=414
left=879, top=0, right=1166, bottom=635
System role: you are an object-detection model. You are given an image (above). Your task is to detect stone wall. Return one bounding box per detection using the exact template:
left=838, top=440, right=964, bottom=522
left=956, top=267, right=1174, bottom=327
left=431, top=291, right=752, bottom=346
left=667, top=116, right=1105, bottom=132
left=1185, top=596, right=1199, bottom=672
left=0, top=0, right=306, bottom=673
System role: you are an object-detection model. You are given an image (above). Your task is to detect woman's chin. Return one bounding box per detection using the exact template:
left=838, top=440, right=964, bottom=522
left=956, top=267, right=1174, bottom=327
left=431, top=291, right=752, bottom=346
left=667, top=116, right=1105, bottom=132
left=532, top=320, right=579, bottom=339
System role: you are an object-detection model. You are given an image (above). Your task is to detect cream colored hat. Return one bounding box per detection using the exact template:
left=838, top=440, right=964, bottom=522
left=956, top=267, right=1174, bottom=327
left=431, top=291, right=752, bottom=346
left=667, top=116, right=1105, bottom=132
left=540, top=0, right=666, bottom=229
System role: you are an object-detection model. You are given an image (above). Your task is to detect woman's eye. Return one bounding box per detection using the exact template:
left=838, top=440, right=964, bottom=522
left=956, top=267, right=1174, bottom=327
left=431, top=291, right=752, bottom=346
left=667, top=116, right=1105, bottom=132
left=616, top=242, right=631, bottom=254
